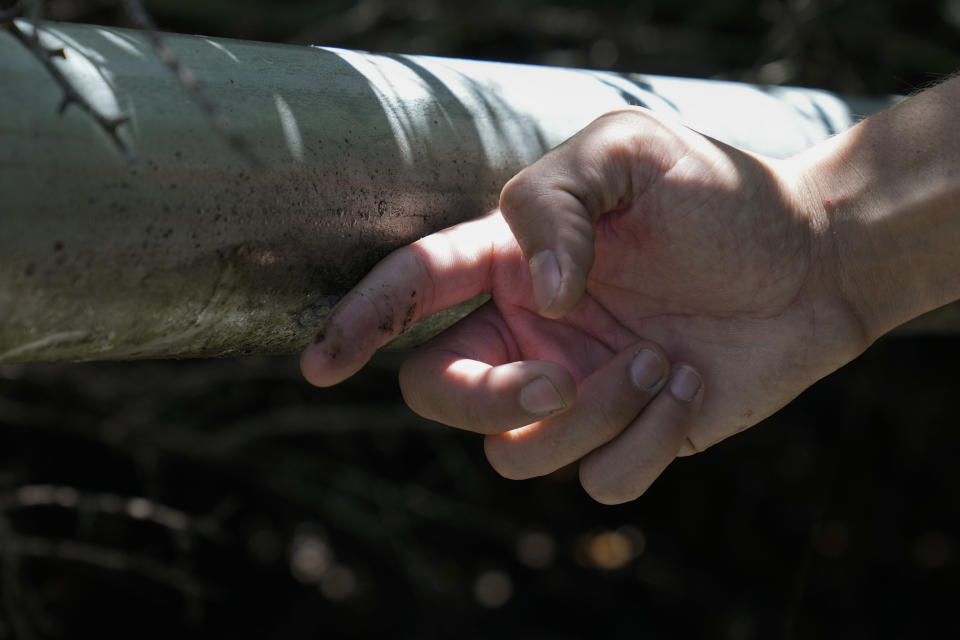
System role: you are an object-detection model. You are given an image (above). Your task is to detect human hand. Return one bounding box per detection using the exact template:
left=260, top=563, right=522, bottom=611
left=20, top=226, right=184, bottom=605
left=301, top=108, right=868, bottom=503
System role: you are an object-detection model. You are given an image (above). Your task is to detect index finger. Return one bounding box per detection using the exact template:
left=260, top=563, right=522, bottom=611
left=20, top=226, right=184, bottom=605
left=301, top=211, right=518, bottom=387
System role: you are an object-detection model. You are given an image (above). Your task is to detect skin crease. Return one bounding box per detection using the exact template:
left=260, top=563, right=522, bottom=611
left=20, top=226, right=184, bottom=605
left=478, top=109, right=868, bottom=453
left=304, top=72, right=960, bottom=502
left=304, top=98, right=927, bottom=502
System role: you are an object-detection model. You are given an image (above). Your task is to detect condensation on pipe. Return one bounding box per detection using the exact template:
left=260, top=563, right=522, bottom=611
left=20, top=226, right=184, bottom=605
left=1, top=20, right=901, bottom=363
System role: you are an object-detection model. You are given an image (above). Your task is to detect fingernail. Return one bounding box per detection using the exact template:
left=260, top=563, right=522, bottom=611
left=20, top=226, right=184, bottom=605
left=529, top=250, right=561, bottom=313
left=520, top=376, right=566, bottom=416
left=669, top=366, right=701, bottom=402
left=630, top=348, right=665, bottom=390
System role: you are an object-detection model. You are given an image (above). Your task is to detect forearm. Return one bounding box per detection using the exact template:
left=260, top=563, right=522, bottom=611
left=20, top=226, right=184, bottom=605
left=794, top=75, right=960, bottom=342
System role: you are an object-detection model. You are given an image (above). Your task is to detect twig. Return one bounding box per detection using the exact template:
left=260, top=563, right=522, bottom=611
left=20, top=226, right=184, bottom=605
left=0, top=512, right=39, bottom=640
left=2, top=1, right=260, bottom=166
left=3, top=535, right=207, bottom=599
left=123, top=0, right=262, bottom=167
left=1, top=484, right=225, bottom=540
left=1, top=17, right=133, bottom=160
left=0, top=487, right=211, bottom=606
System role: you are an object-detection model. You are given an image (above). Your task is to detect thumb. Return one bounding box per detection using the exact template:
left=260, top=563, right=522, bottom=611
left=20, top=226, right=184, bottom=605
left=498, top=110, right=648, bottom=319
left=499, top=167, right=595, bottom=319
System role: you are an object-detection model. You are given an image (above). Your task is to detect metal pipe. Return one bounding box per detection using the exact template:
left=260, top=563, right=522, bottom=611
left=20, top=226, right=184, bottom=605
left=1, top=20, right=901, bottom=363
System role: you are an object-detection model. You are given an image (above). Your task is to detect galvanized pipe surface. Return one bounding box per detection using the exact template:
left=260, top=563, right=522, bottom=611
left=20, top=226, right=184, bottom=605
left=1, top=20, right=900, bottom=363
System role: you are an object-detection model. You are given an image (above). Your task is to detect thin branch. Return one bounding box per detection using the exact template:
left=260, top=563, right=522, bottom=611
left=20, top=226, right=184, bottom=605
left=2, top=1, right=259, bottom=166
left=0, top=512, right=39, bottom=640
left=1, top=484, right=225, bottom=540
left=2, top=535, right=207, bottom=599
left=0, top=488, right=207, bottom=602
left=123, top=0, right=262, bottom=167
left=1, top=17, right=133, bottom=160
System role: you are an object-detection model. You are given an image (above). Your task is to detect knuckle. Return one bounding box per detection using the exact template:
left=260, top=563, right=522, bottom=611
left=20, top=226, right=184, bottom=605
left=593, top=108, right=651, bottom=136
left=596, top=107, right=666, bottom=138
left=498, top=173, right=521, bottom=210
left=499, top=170, right=536, bottom=216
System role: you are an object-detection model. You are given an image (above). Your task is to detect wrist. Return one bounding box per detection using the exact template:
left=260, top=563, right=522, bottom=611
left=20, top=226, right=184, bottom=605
left=789, top=78, right=960, bottom=343
left=785, top=132, right=883, bottom=345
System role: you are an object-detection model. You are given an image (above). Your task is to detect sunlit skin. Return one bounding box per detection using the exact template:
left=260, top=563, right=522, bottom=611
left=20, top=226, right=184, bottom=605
left=303, top=76, right=960, bottom=504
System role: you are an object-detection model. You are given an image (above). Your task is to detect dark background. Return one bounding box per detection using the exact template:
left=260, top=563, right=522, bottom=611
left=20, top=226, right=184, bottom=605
left=2, top=1, right=960, bottom=638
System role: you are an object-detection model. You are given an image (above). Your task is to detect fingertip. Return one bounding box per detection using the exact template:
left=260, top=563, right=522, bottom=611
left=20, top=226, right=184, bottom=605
left=523, top=363, right=577, bottom=417
left=578, top=460, right=636, bottom=505
left=577, top=442, right=656, bottom=506
left=518, top=376, right=565, bottom=417
left=529, top=250, right=561, bottom=314
left=668, top=364, right=703, bottom=404
left=533, top=255, right=588, bottom=319
left=300, top=339, right=361, bottom=388
left=299, top=342, right=335, bottom=387
left=577, top=361, right=703, bottom=505
left=629, top=347, right=667, bottom=391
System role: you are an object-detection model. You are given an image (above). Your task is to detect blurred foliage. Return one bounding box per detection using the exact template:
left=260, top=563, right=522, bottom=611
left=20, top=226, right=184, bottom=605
left=36, top=0, right=960, bottom=94
left=2, top=1, right=960, bottom=639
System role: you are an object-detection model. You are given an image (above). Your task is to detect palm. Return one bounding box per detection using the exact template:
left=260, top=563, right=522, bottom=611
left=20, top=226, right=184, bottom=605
left=304, top=111, right=869, bottom=475
left=487, top=136, right=865, bottom=453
